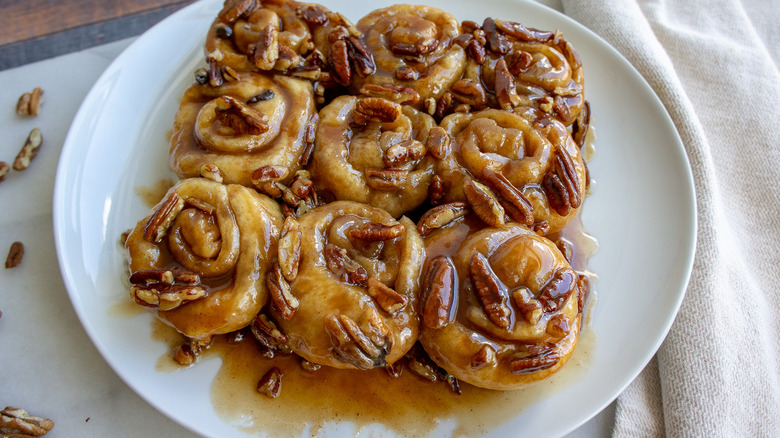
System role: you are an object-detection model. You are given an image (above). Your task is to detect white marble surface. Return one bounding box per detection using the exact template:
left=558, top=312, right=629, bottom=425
left=0, top=38, right=615, bottom=437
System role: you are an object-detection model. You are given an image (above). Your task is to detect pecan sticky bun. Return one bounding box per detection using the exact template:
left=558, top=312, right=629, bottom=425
left=419, top=222, right=586, bottom=390
left=434, top=109, right=586, bottom=234
left=169, top=71, right=316, bottom=187
left=352, top=5, right=467, bottom=107
left=269, top=201, right=424, bottom=369
left=458, top=18, right=584, bottom=126
left=309, top=95, right=436, bottom=217
left=124, top=178, right=284, bottom=340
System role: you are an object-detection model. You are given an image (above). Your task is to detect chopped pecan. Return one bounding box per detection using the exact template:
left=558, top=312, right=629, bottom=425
left=129, top=269, right=174, bottom=285
left=0, top=161, right=9, bottom=182
left=215, top=95, right=269, bottom=135
left=131, top=283, right=206, bottom=311
left=5, top=241, right=23, bottom=269
left=143, top=191, right=185, bottom=242
left=253, top=25, right=279, bottom=70
left=426, top=127, right=451, bottom=159
left=494, top=58, right=520, bottom=109
left=508, top=50, right=533, bottom=75
left=463, top=179, right=505, bottom=228
left=300, top=358, right=321, bottom=372
left=13, top=127, right=43, bottom=171
left=349, top=221, right=405, bottom=241
left=251, top=313, right=289, bottom=349
left=421, top=256, right=456, bottom=329
left=395, top=66, right=420, bottom=81
left=532, top=220, right=550, bottom=236
left=467, top=38, right=486, bottom=64
left=543, top=145, right=582, bottom=215
left=289, top=65, right=321, bottom=81
left=1, top=406, right=54, bottom=437
left=508, top=346, right=561, bottom=374
left=274, top=44, right=300, bottom=71
left=511, top=287, right=543, bottom=325
left=346, top=36, right=376, bottom=77
left=359, top=83, right=419, bottom=105
left=553, top=96, right=571, bottom=124
left=429, top=175, right=444, bottom=205
left=172, top=337, right=211, bottom=366
left=365, top=168, right=408, bottom=190
left=352, top=97, right=402, bottom=125
left=328, top=25, right=350, bottom=43
left=290, top=174, right=313, bottom=199
left=496, top=21, right=555, bottom=43
left=207, top=55, right=223, bottom=87
left=296, top=4, right=329, bottom=25
left=385, top=361, right=403, bottom=378
left=424, top=97, right=436, bottom=116
left=469, top=252, right=511, bottom=329
left=461, top=20, right=480, bottom=33
left=471, top=344, right=496, bottom=369
left=278, top=217, right=302, bottom=283
left=251, top=165, right=287, bottom=197
left=218, top=0, right=255, bottom=23
left=15, top=87, right=43, bottom=116
left=267, top=261, right=299, bottom=320
left=572, top=100, right=591, bottom=148
left=366, top=277, right=407, bottom=315
left=546, top=313, right=571, bottom=338
left=417, top=202, right=469, bottom=236
left=329, top=39, right=352, bottom=86
left=577, top=273, right=591, bottom=313
left=555, top=238, right=573, bottom=263
left=450, top=79, right=487, bottom=109
left=199, top=163, right=223, bottom=183
left=257, top=367, right=283, bottom=398
left=482, top=18, right=511, bottom=54
left=537, top=268, right=576, bottom=312
left=221, top=65, right=240, bottom=82
left=434, top=91, right=453, bottom=119
left=383, top=139, right=426, bottom=168
left=324, top=311, right=392, bottom=369
left=324, top=243, right=368, bottom=285
left=480, top=167, right=534, bottom=226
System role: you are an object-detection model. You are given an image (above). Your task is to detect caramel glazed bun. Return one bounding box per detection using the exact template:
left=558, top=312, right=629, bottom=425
left=270, top=201, right=424, bottom=370
left=125, top=178, right=284, bottom=341
left=419, top=222, right=587, bottom=390
left=434, top=108, right=587, bottom=235
left=169, top=71, right=316, bottom=187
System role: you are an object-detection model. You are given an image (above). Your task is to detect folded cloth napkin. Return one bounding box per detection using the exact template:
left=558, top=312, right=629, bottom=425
left=550, top=0, right=780, bottom=436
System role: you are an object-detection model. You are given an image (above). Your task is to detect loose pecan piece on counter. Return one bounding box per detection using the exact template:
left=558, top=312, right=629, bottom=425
left=1, top=406, right=54, bottom=437
left=13, top=128, right=43, bottom=171
left=15, top=87, right=43, bottom=116
left=5, top=241, right=24, bottom=269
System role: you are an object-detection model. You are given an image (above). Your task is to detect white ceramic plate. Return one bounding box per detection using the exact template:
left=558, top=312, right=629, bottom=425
left=53, top=0, right=696, bottom=436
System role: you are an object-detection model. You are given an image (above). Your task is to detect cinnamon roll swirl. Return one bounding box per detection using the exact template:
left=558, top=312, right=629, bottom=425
left=169, top=71, right=316, bottom=187
left=435, top=109, right=586, bottom=234
left=270, top=201, right=424, bottom=370
left=124, top=178, right=284, bottom=340
left=419, top=222, right=586, bottom=390
left=309, top=95, right=436, bottom=217
left=353, top=5, right=467, bottom=106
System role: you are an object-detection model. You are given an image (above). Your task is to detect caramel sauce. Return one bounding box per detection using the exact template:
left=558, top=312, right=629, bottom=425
left=135, top=178, right=175, bottom=207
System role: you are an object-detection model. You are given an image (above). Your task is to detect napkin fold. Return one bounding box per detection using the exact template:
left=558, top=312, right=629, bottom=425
left=556, top=0, right=780, bottom=436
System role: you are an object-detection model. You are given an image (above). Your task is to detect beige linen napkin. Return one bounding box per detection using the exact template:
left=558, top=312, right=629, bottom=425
left=554, top=0, right=780, bottom=436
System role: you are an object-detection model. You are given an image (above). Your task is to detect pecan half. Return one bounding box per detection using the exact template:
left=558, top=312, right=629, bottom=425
left=543, top=145, right=581, bottom=216
left=482, top=18, right=511, bottom=54
left=494, top=58, right=520, bottom=109
left=366, top=277, right=407, bottom=315
left=467, top=38, right=486, bottom=64
left=417, top=202, right=469, bottom=236
left=324, top=312, right=392, bottom=369
left=359, top=83, right=419, bottom=105
left=1, top=406, right=54, bottom=437
left=352, top=97, right=402, bottom=125
left=324, top=243, right=368, bottom=285
left=200, top=163, right=223, bottom=183
left=577, top=273, right=591, bottom=313
left=346, top=36, right=376, bottom=77
left=463, top=179, right=505, bottom=228
left=278, top=217, right=302, bottom=283
left=5, top=241, right=24, bottom=269
left=129, top=269, right=174, bottom=285
left=426, top=127, right=451, bottom=159
left=215, top=95, right=269, bottom=135
left=218, top=0, right=254, bottom=23
left=349, top=221, right=405, bottom=241
left=572, top=100, right=591, bottom=148
left=480, top=167, right=534, bottom=226
left=267, top=261, right=299, bottom=320
left=131, top=283, right=206, bottom=311
left=257, top=367, right=283, bottom=398
left=421, top=256, right=456, bottom=329
left=253, top=25, right=279, bottom=70
left=511, top=287, right=543, bottom=325
left=329, top=39, right=352, bottom=86
left=471, top=344, right=496, bottom=369
left=450, top=79, right=487, bottom=109
left=508, top=50, right=533, bottom=75
left=296, top=4, right=329, bottom=25
left=469, top=252, right=511, bottom=329
left=13, top=127, right=43, bottom=171
left=546, top=313, right=571, bottom=338
left=508, top=345, right=562, bottom=374
left=537, top=268, right=576, bottom=312
left=15, top=87, right=43, bottom=116
left=365, top=168, right=408, bottom=190
left=383, top=139, right=426, bottom=168
left=143, top=191, right=185, bottom=242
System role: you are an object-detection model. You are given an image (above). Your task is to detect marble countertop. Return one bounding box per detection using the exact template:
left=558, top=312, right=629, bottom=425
left=0, top=38, right=614, bottom=437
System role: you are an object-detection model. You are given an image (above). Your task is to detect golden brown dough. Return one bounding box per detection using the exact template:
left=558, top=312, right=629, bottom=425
left=310, top=95, right=436, bottom=217
left=169, top=71, right=315, bottom=187
left=435, top=108, right=586, bottom=234
left=353, top=5, right=466, bottom=106
left=125, top=178, right=284, bottom=340
left=271, top=201, right=424, bottom=369
left=419, top=222, right=585, bottom=390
